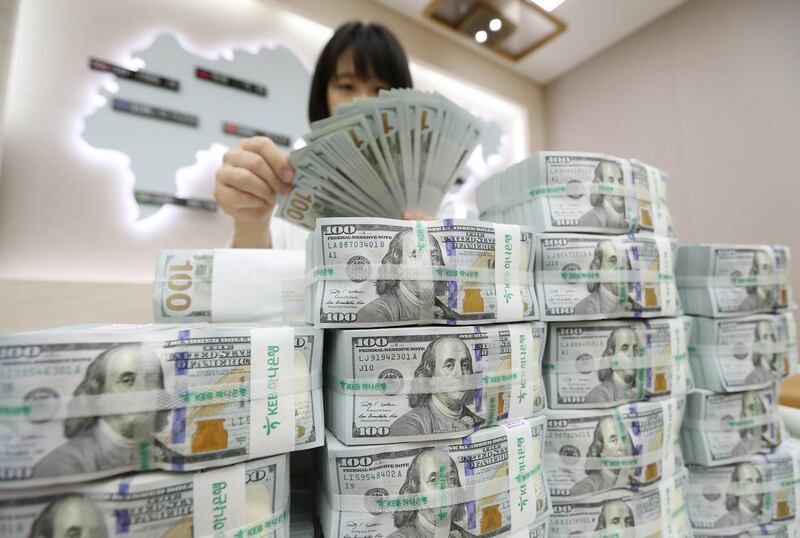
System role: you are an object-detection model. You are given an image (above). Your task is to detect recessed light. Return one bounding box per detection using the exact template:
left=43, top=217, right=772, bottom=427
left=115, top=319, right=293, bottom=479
left=475, top=30, right=488, bottom=43
left=489, top=18, right=502, bottom=31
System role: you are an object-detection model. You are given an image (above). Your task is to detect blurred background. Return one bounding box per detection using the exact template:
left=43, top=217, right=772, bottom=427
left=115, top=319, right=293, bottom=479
left=0, top=0, right=798, bottom=331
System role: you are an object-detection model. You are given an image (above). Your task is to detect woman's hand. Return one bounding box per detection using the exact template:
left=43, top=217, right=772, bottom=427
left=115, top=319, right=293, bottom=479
left=215, top=136, right=294, bottom=247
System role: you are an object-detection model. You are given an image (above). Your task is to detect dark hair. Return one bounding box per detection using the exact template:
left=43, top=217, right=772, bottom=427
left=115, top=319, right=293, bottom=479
left=409, top=336, right=475, bottom=409
left=308, top=21, right=413, bottom=122
left=393, top=449, right=465, bottom=528
left=64, top=344, right=168, bottom=438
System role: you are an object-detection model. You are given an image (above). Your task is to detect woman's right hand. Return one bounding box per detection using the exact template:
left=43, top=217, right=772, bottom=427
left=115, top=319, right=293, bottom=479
left=214, top=136, right=294, bottom=226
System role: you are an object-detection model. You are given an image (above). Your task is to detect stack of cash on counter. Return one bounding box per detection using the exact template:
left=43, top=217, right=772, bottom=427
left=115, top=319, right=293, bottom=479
left=677, top=244, right=800, bottom=536
left=309, top=216, right=553, bottom=536
left=479, top=151, right=693, bottom=536
left=0, top=303, right=325, bottom=536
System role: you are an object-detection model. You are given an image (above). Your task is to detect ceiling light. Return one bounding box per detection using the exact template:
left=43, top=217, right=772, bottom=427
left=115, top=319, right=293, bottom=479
left=489, top=18, right=502, bottom=31
left=531, top=0, right=566, bottom=11
left=475, top=30, right=488, bottom=43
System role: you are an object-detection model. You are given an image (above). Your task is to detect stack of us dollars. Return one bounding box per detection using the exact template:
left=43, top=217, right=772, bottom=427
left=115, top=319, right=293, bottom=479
left=317, top=417, right=551, bottom=538
left=275, top=88, right=481, bottom=229
left=324, top=322, right=546, bottom=445
left=305, top=217, right=539, bottom=328
left=685, top=437, right=800, bottom=535
left=476, top=152, right=677, bottom=242
left=688, top=312, right=797, bottom=392
left=545, top=398, right=686, bottom=500
left=0, top=454, right=291, bottom=538
left=153, top=249, right=305, bottom=323
left=535, top=233, right=679, bottom=321
left=543, top=317, right=693, bottom=408
left=0, top=323, right=323, bottom=488
left=681, top=386, right=782, bottom=467
left=676, top=244, right=794, bottom=318
left=549, top=467, right=691, bottom=537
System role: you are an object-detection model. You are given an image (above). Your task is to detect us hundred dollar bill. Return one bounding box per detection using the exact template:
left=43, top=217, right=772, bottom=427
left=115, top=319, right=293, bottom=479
left=154, top=249, right=305, bottom=323
left=0, top=454, right=290, bottom=538
left=545, top=398, right=684, bottom=499
left=686, top=438, right=800, bottom=533
left=318, top=417, right=550, bottom=538
left=696, top=522, right=800, bottom=538
left=0, top=324, right=322, bottom=489
left=325, top=322, right=546, bottom=445
left=306, top=218, right=538, bottom=328
left=543, top=317, right=692, bottom=409
left=681, top=387, right=782, bottom=467
left=689, top=313, right=797, bottom=392
left=549, top=467, right=691, bottom=537
left=676, top=245, right=794, bottom=318
left=535, top=233, right=679, bottom=321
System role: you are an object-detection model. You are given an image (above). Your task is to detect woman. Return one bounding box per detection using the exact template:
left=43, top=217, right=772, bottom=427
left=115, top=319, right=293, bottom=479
left=215, top=21, right=424, bottom=249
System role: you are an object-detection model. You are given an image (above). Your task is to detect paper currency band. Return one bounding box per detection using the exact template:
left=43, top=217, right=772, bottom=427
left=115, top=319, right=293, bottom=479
left=305, top=264, right=532, bottom=286
left=689, top=341, right=795, bottom=357
left=478, top=183, right=661, bottom=219
left=325, top=368, right=539, bottom=395
left=537, top=268, right=673, bottom=285
left=221, top=509, right=289, bottom=538
left=681, top=412, right=779, bottom=431
left=322, top=463, right=544, bottom=513
left=675, top=273, right=790, bottom=287
left=0, top=374, right=322, bottom=420
left=544, top=438, right=680, bottom=471
left=542, top=352, right=680, bottom=374
left=685, top=476, right=800, bottom=496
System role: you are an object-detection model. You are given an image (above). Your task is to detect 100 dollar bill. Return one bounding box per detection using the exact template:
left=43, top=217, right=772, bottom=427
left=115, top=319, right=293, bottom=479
left=307, top=218, right=538, bottom=327
left=318, top=417, right=550, bottom=538
left=0, top=324, right=322, bottom=488
left=0, top=454, right=289, bottom=538
left=325, top=322, right=546, bottom=444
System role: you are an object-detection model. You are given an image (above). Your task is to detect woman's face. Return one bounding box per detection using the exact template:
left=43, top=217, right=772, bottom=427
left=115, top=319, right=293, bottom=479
left=327, top=49, right=391, bottom=114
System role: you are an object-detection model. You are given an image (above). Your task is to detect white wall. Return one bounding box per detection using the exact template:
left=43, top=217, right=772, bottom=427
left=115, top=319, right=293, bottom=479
left=545, top=0, right=800, bottom=292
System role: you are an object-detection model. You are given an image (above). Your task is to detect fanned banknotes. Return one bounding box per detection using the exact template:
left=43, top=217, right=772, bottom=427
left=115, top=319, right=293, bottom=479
left=477, top=152, right=676, bottom=241
left=325, top=322, right=546, bottom=445
left=549, top=468, right=691, bottom=538
left=545, top=398, right=685, bottom=500
left=154, top=249, right=305, bottom=323
left=676, top=244, right=794, bottom=317
left=681, top=386, right=782, bottom=467
left=686, top=438, right=800, bottom=534
left=0, top=323, right=322, bottom=488
left=543, top=317, right=693, bottom=408
left=688, top=312, right=797, bottom=392
left=317, top=417, right=550, bottom=538
left=276, top=89, right=481, bottom=230
left=306, top=217, right=539, bottom=327
left=0, top=454, right=290, bottom=538
left=535, top=233, right=679, bottom=321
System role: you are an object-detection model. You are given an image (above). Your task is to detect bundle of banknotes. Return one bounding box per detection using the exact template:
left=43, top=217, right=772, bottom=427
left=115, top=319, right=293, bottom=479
left=317, top=417, right=550, bottom=538
left=676, top=244, right=794, bottom=317
left=688, top=312, right=797, bottom=392
left=0, top=323, right=323, bottom=488
left=535, top=233, right=680, bottom=321
left=549, top=468, right=691, bottom=537
left=275, top=88, right=481, bottom=229
left=153, top=249, right=305, bottom=323
left=324, top=322, right=546, bottom=445
left=476, top=152, right=676, bottom=241
left=681, top=386, right=782, bottom=467
left=685, top=438, right=800, bottom=534
left=305, top=217, right=539, bottom=327
left=0, top=454, right=290, bottom=538
left=543, top=317, right=693, bottom=408
left=545, top=398, right=685, bottom=500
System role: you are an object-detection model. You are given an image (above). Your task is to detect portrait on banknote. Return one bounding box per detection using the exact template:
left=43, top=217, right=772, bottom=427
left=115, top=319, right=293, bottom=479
left=569, top=416, right=636, bottom=496
left=387, top=448, right=470, bottom=538
left=389, top=336, right=484, bottom=437
left=574, top=240, right=638, bottom=316
left=584, top=327, right=640, bottom=404
left=578, top=161, right=628, bottom=230
left=28, top=494, right=108, bottom=538
left=714, top=462, right=764, bottom=529
left=739, top=251, right=776, bottom=312
left=594, top=500, right=635, bottom=531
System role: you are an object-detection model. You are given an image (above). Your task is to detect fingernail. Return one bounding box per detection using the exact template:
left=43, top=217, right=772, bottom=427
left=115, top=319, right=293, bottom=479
left=280, top=167, right=293, bottom=183
left=282, top=185, right=292, bottom=196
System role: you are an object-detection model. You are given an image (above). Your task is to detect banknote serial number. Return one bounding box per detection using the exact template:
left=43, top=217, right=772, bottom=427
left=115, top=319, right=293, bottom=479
left=326, top=240, right=386, bottom=249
